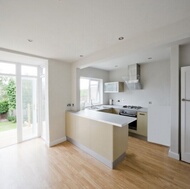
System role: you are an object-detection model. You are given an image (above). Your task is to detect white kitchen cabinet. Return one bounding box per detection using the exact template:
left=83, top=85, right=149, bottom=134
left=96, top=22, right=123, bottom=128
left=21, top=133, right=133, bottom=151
left=137, top=112, right=147, bottom=137
left=65, top=111, right=128, bottom=168
left=66, top=112, right=76, bottom=139
left=104, top=82, right=124, bottom=93
left=129, top=111, right=147, bottom=137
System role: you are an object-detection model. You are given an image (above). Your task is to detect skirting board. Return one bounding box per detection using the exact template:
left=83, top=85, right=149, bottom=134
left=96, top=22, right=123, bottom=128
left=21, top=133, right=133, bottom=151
left=48, top=136, right=67, bottom=147
left=67, top=136, right=126, bottom=169
left=168, top=149, right=180, bottom=160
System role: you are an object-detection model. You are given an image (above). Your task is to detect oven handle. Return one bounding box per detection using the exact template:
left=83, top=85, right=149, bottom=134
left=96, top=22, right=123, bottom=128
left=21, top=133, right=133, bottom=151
left=119, top=113, right=137, bottom=117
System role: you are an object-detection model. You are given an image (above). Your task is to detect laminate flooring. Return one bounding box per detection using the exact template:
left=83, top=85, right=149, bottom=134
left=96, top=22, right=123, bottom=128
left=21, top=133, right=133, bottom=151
left=0, top=136, right=190, bottom=189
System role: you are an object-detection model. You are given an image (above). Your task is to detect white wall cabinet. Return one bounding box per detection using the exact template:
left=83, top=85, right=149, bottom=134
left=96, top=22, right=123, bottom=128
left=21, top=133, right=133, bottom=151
left=104, top=82, right=124, bottom=93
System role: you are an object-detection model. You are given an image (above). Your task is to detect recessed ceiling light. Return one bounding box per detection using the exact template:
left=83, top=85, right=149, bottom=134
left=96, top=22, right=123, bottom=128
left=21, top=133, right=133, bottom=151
left=148, top=57, right=152, bottom=60
left=80, top=55, right=83, bottom=57
left=28, top=39, right=33, bottom=42
left=118, top=37, right=124, bottom=40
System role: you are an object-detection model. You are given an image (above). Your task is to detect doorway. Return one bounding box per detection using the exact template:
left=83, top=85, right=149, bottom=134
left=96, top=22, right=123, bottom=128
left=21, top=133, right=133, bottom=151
left=181, top=66, right=190, bottom=163
left=0, top=62, right=46, bottom=148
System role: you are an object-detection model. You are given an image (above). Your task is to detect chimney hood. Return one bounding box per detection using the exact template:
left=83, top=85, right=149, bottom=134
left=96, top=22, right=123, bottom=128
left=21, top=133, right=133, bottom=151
left=122, top=64, right=142, bottom=90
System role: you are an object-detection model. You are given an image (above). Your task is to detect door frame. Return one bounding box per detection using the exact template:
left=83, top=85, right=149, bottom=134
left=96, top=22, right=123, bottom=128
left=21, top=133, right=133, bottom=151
left=0, top=61, right=46, bottom=144
left=181, top=66, right=190, bottom=163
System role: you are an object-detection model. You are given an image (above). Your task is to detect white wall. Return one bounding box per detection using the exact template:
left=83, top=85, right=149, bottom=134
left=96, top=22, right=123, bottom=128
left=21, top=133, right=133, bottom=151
left=0, top=50, right=72, bottom=147
left=108, top=60, right=170, bottom=107
left=180, top=44, right=190, bottom=67
left=168, top=43, right=190, bottom=159
left=48, top=59, right=71, bottom=146
left=169, top=46, right=180, bottom=159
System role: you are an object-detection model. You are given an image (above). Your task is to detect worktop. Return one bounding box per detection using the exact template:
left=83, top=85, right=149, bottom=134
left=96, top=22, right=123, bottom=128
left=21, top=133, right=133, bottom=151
left=65, top=107, right=147, bottom=168
left=69, top=109, right=136, bottom=127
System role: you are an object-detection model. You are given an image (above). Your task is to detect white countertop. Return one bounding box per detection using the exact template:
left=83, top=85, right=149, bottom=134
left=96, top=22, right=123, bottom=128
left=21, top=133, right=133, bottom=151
left=68, top=109, right=136, bottom=127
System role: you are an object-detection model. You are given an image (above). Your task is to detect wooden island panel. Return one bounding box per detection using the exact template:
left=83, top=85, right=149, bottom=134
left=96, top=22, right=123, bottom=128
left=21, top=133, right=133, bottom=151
left=65, top=111, right=128, bottom=168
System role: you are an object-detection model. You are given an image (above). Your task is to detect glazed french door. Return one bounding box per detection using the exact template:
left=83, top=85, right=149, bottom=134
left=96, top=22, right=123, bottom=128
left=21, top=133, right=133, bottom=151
left=17, top=65, right=39, bottom=142
left=0, top=62, right=43, bottom=146
left=21, top=77, right=38, bottom=140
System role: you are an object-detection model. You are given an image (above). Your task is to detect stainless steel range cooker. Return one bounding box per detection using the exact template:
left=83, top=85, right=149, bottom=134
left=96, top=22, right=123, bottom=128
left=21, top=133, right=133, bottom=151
left=119, top=105, right=142, bottom=130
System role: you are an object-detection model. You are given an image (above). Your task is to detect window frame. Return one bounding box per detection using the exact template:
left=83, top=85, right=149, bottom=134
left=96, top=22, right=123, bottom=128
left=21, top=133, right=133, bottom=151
left=80, top=77, right=103, bottom=108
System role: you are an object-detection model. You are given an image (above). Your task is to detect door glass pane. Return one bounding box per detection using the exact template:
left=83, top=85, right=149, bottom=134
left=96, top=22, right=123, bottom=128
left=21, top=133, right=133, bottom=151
left=41, top=76, right=46, bottom=140
left=21, top=66, right=37, bottom=76
left=0, top=62, right=16, bottom=74
left=22, top=77, right=37, bottom=140
left=0, top=75, right=17, bottom=148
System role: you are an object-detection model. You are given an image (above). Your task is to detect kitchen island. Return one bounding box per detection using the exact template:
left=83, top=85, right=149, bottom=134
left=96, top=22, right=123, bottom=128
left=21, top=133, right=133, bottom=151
left=65, top=110, right=136, bottom=168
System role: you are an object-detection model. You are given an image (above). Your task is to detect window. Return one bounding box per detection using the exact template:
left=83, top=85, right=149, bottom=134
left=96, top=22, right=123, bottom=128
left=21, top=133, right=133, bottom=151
left=80, top=77, right=102, bottom=108
left=0, top=62, right=16, bottom=75
left=21, top=65, right=37, bottom=76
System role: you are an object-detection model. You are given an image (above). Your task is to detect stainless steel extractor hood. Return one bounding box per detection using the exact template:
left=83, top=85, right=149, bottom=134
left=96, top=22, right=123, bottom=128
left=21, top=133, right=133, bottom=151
left=122, top=64, right=142, bottom=90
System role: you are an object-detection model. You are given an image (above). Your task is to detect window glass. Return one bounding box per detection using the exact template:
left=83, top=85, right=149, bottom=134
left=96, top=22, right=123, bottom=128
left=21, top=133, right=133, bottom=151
left=80, top=77, right=101, bottom=109
left=80, top=78, right=89, bottom=104
left=0, top=62, right=16, bottom=74
left=90, top=80, right=99, bottom=103
left=21, top=65, right=37, bottom=76
left=42, top=67, right=45, bottom=75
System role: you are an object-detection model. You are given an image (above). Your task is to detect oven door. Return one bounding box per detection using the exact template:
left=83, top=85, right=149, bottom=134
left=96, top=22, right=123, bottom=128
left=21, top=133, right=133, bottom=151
left=128, top=120, right=137, bottom=130
left=119, top=113, right=137, bottom=130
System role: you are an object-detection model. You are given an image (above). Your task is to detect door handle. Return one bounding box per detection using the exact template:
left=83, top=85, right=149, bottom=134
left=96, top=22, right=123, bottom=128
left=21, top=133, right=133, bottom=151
left=182, top=98, right=190, bottom=102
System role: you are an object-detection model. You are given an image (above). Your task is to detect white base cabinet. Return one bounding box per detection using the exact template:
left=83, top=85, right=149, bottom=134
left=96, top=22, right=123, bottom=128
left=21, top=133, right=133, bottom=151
left=66, top=111, right=128, bottom=168
left=137, top=112, right=147, bottom=137
left=129, top=111, right=147, bottom=137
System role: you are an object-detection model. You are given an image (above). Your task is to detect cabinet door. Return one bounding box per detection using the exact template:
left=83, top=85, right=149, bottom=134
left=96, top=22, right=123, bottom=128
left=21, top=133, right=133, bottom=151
left=75, top=116, right=90, bottom=147
left=104, top=82, right=124, bottom=93
left=104, top=82, right=118, bottom=93
left=66, top=112, right=76, bottom=139
left=137, top=112, right=147, bottom=136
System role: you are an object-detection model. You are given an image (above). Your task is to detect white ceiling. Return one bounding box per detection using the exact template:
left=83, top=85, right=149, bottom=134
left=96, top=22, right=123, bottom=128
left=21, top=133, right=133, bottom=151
left=91, top=47, right=170, bottom=71
left=1, top=0, right=190, bottom=69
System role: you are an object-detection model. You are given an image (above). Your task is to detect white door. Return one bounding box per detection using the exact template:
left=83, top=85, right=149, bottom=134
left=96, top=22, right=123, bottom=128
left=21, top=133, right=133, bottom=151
left=181, top=66, right=190, bottom=163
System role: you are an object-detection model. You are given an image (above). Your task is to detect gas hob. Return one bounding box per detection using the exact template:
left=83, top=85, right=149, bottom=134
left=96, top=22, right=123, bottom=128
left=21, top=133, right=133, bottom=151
left=122, top=105, right=142, bottom=110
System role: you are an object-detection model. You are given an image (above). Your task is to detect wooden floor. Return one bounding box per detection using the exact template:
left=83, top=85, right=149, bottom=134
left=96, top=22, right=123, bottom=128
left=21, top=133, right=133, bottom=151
left=0, top=137, right=190, bottom=189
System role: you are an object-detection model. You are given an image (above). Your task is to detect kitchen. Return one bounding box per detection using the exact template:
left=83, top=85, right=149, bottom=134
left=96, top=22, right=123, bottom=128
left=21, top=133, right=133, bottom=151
left=66, top=56, right=171, bottom=168
left=1, top=1, right=190, bottom=188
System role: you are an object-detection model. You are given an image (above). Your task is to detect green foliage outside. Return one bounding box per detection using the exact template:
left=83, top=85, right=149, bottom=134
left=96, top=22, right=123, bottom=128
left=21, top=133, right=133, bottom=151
left=7, top=115, right=16, bottom=123
left=0, top=76, right=9, bottom=100
left=0, top=76, right=16, bottom=122
left=0, top=100, right=8, bottom=114
left=6, top=78, right=16, bottom=111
